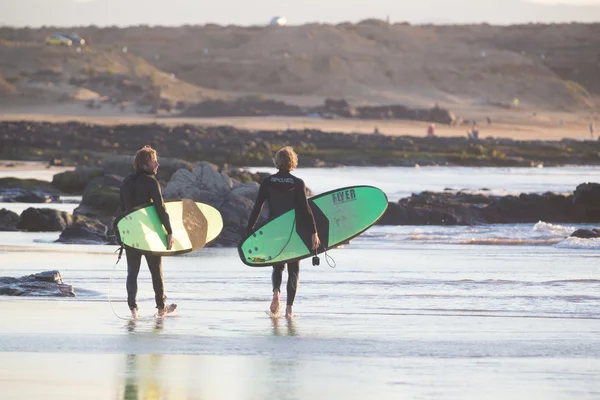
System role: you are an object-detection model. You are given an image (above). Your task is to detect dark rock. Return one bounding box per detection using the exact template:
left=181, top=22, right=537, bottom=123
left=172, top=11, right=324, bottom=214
left=101, top=155, right=192, bottom=184
left=13, top=190, right=52, bottom=203
left=570, top=228, right=600, bottom=239
left=573, top=183, right=600, bottom=221
left=180, top=97, right=304, bottom=118
left=3, top=120, right=600, bottom=168
left=221, top=167, right=270, bottom=184
left=0, top=208, right=19, bottom=231
left=52, top=166, right=104, bottom=194
left=208, top=226, right=245, bottom=247
left=73, top=175, right=123, bottom=224
left=378, top=190, right=577, bottom=226
left=0, top=188, right=57, bottom=203
left=0, top=270, right=75, bottom=297
left=0, top=177, right=61, bottom=194
left=17, top=208, right=72, bottom=231
left=56, top=216, right=116, bottom=244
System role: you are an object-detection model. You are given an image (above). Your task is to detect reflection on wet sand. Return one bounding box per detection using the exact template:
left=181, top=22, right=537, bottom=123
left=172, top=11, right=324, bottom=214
left=270, top=316, right=298, bottom=337
left=120, top=354, right=164, bottom=400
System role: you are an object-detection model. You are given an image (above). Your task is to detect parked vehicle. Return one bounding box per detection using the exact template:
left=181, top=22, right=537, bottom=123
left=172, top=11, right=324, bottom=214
left=59, top=33, right=85, bottom=46
left=45, top=34, right=72, bottom=46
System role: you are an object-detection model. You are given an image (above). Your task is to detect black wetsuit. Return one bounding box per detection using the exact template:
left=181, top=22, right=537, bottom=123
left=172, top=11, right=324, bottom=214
left=246, top=170, right=317, bottom=306
left=119, top=171, right=173, bottom=310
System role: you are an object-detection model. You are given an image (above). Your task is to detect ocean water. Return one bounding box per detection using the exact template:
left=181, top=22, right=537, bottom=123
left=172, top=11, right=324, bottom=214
left=250, top=165, right=600, bottom=200
left=1, top=166, right=599, bottom=399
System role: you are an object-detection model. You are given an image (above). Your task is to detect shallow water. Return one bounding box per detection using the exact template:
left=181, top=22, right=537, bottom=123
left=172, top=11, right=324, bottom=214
left=1, top=226, right=600, bottom=399
left=1, top=165, right=600, bottom=399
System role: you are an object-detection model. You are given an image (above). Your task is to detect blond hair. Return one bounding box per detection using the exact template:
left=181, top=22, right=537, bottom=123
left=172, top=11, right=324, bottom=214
left=273, top=146, right=298, bottom=171
left=133, top=145, right=157, bottom=172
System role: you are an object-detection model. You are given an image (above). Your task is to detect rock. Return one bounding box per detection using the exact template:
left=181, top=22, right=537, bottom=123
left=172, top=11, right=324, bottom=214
left=573, top=183, right=600, bottom=221
left=378, top=190, right=577, bottom=226
left=0, top=208, right=19, bottom=231
left=163, top=163, right=263, bottom=246
left=211, top=226, right=246, bottom=247
left=16, top=208, right=72, bottom=231
left=163, top=162, right=233, bottom=206
left=0, top=178, right=63, bottom=204
left=0, top=188, right=57, bottom=203
left=0, top=177, right=61, bottom=194
left=52, top=166, right=104, bottom=194
left=101, top=155, right=192, bottom=184
left=4, top=120, right=600, bottom=169
left=221, top=167, right=270, bottom=184
left=56, top=216, right=116, bottom=244
left=0, top=270, right=75, bottom=297
left=12, top=190, right=52, bottom=203
left=73, top=175, right=122, bottom=224
left=570, top=229, right=600, bottom=239
left=219, top=185, right=257, bottom=228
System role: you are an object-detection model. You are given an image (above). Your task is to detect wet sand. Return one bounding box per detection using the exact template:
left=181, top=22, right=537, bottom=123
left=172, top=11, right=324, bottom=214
left=0, top=297, right=598, bottom=400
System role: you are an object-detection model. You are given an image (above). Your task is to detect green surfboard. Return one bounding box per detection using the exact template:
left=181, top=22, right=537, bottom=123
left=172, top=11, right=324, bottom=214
left=238, top=185, right=388, bottom=267
left=116, top=199, right=223, bottom=256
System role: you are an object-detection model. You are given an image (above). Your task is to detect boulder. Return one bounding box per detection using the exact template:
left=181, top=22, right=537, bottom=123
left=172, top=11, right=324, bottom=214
left=56, top=216, right=116, bottom=244
left=52, top=166, right=104, bottom=194
left=0, top=270, right=75, bottom=297
left=570, top=228, right=600, bottom=239
left=163, top=163, right=263, bottom=246
left=221, top=167, right=270, bottom=184
left=219, top=184, right=258, bottom=228
left=12, top=190, right=52, bottom=203
left=101, top=154, right=192, bottom=184
left=73, top=175, right=123, bottom=224
left=573, top=183, right=600, bottom=221
left=0, top=208, right=19, bottom=231
left=16, top=208, right=72, bottom=231
left=163, top=162, right=233, bottom=207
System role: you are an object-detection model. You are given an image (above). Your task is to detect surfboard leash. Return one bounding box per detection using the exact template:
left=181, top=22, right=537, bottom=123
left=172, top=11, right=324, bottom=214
left=109, top=246, right=130, bottom=320
left=316, top=247, right=336, bottom=269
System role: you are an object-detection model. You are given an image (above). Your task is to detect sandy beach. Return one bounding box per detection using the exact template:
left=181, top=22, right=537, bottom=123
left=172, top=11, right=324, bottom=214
left=0, top=105, right=596, bottom=142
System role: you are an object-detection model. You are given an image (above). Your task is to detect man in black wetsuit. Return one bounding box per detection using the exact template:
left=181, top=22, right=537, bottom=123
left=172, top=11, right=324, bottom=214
left=119, top=145, right=175, bottom=319
left=246, top=146, right=320, bottom=319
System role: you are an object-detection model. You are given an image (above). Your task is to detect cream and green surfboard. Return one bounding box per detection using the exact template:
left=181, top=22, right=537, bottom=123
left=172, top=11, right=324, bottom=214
left=116, top=199, right=223, bottom=256
left=238, top=185, right=388, bottom=267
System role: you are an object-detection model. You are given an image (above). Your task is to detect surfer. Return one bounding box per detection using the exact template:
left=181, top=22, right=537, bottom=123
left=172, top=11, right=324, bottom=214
left=119, top=145, right=176, bottom=319
left=246, top=146, right=320, bottom=319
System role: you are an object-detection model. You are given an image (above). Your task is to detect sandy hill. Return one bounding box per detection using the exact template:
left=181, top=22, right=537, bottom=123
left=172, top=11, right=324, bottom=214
left=0, top=22, right=598, bottom=112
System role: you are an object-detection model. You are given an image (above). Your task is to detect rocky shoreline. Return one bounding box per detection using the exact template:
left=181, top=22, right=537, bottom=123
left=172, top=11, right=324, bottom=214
left=2, top=121, right=600, bottom=169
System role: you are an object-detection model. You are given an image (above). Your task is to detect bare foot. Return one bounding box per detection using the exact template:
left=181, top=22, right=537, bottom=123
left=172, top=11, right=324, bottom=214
left=285, top=305, right=294, bottom=319
left=157, top=303, right=177, bottom=318
left=270, top=291, right=281, bottom=315
left=130, top=308, right=139, bottom=320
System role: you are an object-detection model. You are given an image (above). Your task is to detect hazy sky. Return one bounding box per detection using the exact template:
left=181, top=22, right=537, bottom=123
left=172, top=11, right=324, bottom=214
left=1, top=0, right=599, bottom=27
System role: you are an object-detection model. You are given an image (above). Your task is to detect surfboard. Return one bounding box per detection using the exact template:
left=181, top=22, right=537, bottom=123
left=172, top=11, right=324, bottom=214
left=115, top=199, right=223, bottom=256
left=238, top=185, right=388, bottom=267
